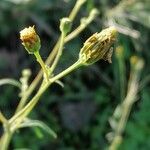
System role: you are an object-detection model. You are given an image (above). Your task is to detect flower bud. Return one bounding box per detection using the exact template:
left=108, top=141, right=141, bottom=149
left=79, top=27, right=117, bottom=65
left=60, top=18, right=72, bottom=34
left=20, top=26, right=41, bottom=54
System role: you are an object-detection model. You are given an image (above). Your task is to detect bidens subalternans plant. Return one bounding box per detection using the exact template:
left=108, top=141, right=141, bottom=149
left=0, top=0, right=117, bottom=149
left=0, top=25, right=117, bottom=150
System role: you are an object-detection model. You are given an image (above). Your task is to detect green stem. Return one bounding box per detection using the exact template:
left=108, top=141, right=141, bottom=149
left=9, top=82, right=49, bottom=126
left=69, top=0, right=86, bottom=21
left=34, top=51, right=49, bottom=81
left=50, top=32, right=66, bottom=74
left=0, top=117, right=13, bottom=150
left=118, top=57, right=126, bottom=100
left=51, top=60, right=82, bottom=82
left=65, top=8, right=98, bottom=43
left=0, top=132, right=12, bottom=150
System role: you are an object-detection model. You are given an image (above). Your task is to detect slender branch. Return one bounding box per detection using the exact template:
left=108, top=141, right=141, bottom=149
left=69, top=0, right=87, bottom=21
left=34, top=51, right=49, bottom=82
left=9, top=82, right=50, bottom=129
left=109, top=57, right=144, bottom=150
left=50, top=31, right=66, bottom=73
left=51, top=60, right=82, bottom=82
left=0, top=132, right=12, bottom=150
left=65, top=9, right=99, bottom=42
left=0, top=112, right=12, bottom=150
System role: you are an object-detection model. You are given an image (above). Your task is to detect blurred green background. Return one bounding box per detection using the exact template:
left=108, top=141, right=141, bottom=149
left=0, top=0, right=150, bottom=149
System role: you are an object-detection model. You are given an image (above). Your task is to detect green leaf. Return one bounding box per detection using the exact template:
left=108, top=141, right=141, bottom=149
left=0, top=78, right=21, bottom=88
left=19, top=118, right=57, bottom=139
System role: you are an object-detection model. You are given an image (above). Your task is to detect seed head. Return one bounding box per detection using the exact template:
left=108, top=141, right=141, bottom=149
left=79, top=27, right=117, bottom=65
left=20, top=26, right=41, bottom=54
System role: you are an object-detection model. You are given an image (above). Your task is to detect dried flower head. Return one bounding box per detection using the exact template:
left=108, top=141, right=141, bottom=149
left=79, top=27, right=117, bottom=65
left=20, top=26, right=41, bottom=54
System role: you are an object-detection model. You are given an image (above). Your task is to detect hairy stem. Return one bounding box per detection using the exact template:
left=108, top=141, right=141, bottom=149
left=50, top=31, right=66, bottom=73
left=34, top=51, right=49, bottom=82
left=0, top=132, right=12, bottom=150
